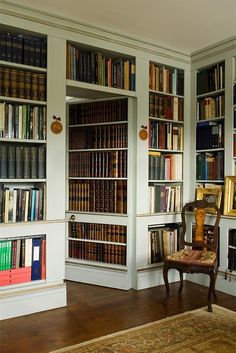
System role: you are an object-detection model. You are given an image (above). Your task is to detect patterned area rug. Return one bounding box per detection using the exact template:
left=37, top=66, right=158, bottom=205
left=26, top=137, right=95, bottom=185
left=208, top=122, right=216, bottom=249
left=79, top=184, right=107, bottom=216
left=50, top=305, right=236, bottom=353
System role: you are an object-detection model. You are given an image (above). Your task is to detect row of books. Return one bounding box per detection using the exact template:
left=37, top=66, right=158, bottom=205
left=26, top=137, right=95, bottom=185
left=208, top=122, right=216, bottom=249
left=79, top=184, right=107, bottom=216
left=68, top=180, right=127, bottom=214
left=0, top=32, right=47, bottom=68
left=0, top=186, right=45, bottom=223
left=149, top=225, right=180, bottom=263
left=67, top=44, right=135, bottom=91
left=69, top=99, right=128, bottom=125
left=196, top=121, right=224, bottom=150
left=149, top=184, right=182, bottom=213
left=149, top=93, right=184, bottom=121
left=69, top=123, right=127, bottom=150
left=234, top=107, right=236, bottom=129
left=0, top=103, right=46, bottom=140
left=0, top=67, right=46, bottom=101
left=69, top=222, right=127, bottom=243
left=68, top=150, right=127, bottom=178
left=149, top=120, right=184, bottom=150
left=0, top=145, right=46, bottom=179
left=196, top=152, right=224, bottom=181
left=149, top=63, right=184, bottom=96
left=68, top=240, right=126, bottom=265
left=196, top=95, right=225, bottom=120
left=197, top=62, right=225, bottom=95
left=228, top=229, right=236, bottom=272
left=148, top=152, right=183, bottom=181
left=0, top=236, right=46, bottom=286
left=233, top=133, right=236, bottom=157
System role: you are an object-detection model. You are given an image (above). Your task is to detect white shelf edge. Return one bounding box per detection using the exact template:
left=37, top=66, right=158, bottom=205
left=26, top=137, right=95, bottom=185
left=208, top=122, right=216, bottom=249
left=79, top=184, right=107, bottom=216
left=0, top=60, right=47, bottom=72
left=66, top=258, right=127, bottom=271
left=196, top=88, right=225, bottom=98
left=0, top=96, right=47, bottom=105
left=68, top=148, right=127, bottom=152
left=149, top=116, right=184, bottom=124
left=0, top=138, right=46, bottom=143
left=68, top=121, right=128, bottom=127
left=67, top=237, right=126, bottom=246
left=149, top=89, right=184, bottom=99
left=66, top=79, right=136, bottom=97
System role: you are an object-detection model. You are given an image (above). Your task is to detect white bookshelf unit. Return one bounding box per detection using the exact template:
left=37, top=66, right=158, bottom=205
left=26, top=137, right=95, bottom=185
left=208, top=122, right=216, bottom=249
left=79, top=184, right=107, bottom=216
left=0, top=0, right=235, bottom=320
left=0, top=15, right=67, bottom=319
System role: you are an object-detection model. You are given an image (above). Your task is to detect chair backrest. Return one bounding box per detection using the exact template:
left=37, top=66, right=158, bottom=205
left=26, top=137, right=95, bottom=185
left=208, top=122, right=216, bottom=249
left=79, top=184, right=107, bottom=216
left=180, top=200, right=221, bottom=252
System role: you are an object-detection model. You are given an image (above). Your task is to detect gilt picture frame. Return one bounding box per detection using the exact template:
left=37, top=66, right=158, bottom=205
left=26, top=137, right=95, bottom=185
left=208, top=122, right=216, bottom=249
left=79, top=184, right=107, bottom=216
left=223, top=176, right=236, bottom=216
left=195, top=187, right=222, bottom=214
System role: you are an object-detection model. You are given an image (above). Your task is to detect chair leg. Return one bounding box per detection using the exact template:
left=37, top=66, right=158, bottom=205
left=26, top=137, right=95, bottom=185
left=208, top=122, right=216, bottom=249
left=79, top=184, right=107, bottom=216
left=208, top=270, right=217, bottom=312
left=213, top=268, right=218, bottom=298
left=178, top=271, right=183, bottom=294
left=163, top=262, right=170, bottom=295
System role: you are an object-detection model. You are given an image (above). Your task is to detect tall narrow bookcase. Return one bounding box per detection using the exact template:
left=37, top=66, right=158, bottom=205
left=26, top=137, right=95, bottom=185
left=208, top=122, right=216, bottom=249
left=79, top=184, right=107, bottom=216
left=148, top=62, right=184, bottom=213
left=233, top=57, right=236, bottom=175
left=195, top=62, right=225, bottom=186
left=134, top=60, right=187, bottom=290
left=0, top=23, right=66, bottom=319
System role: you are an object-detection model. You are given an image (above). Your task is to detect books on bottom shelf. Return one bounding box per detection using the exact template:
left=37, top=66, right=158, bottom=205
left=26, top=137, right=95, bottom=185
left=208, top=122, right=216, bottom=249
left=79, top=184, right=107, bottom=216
left=149, top=225, right=181, bottom=264
left=149, top=183, right=182, bottom=213
left=0, top=234, right=46, bottom=286
left=68, top=239, right=126, bottom=266
left=228, top=229, right=236, bottom=272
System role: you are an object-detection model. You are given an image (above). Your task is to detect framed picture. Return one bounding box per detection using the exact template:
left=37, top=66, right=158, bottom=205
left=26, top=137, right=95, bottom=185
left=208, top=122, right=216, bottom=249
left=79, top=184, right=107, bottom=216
left=224, top=176, right=236, bottom=216
left=195, top=187, right=222, bottom=213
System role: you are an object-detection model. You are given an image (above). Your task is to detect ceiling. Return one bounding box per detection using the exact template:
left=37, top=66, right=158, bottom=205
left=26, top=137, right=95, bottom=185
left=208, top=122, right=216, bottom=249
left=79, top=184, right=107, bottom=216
left=4, top=0, right=236, bottom=54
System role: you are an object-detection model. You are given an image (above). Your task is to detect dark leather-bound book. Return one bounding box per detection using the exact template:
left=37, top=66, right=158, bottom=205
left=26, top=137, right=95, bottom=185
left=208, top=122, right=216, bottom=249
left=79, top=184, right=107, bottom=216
left=8, top=145, right=16, bottom=179
left=30, top=146, right=38, bottom=179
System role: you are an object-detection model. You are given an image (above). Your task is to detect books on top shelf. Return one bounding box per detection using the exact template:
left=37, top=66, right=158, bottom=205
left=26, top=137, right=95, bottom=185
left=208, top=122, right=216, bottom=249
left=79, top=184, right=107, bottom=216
left=0, top=31, right=47, bottom=68
left=197, top=62, right=225, bottom=95
left=66, top=43, right=135, bottom=91
left=149, top=63, right=184, bottom=96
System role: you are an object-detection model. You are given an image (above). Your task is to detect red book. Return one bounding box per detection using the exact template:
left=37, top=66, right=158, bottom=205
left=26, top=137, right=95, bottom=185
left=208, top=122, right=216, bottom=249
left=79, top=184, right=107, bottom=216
left=41, top=239, right=46, bottom=280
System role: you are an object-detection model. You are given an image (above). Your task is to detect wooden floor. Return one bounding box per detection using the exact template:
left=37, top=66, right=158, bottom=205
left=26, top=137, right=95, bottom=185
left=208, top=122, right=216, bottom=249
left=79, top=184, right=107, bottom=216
left=1, top=280, right=236, bottom=353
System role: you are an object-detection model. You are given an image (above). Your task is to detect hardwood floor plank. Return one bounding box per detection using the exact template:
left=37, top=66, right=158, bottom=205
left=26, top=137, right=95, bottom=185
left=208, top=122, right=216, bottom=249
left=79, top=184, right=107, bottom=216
left=1, top=280, right=236, bottom=353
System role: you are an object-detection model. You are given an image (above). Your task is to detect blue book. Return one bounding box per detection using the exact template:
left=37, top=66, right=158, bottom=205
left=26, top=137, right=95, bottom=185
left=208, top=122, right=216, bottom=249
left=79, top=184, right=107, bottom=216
left=31, top=238, right=42, bottom=280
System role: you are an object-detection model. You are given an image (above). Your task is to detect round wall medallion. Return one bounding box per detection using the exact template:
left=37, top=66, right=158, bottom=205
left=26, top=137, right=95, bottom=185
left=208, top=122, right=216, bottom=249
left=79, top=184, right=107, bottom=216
left=50, top=117, right=63, bottom=134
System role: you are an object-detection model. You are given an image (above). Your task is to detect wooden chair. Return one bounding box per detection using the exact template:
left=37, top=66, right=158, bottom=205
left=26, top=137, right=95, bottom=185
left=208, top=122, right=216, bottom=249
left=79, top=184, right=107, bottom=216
left=163, top=200, right=221, bottom=312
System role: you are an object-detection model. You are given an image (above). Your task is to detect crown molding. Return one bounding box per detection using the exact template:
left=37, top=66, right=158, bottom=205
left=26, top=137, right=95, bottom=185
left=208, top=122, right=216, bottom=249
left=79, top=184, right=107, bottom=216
left=191, top=36, right=236, bottom=63
left=0, top=0, right=191, bottom=64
